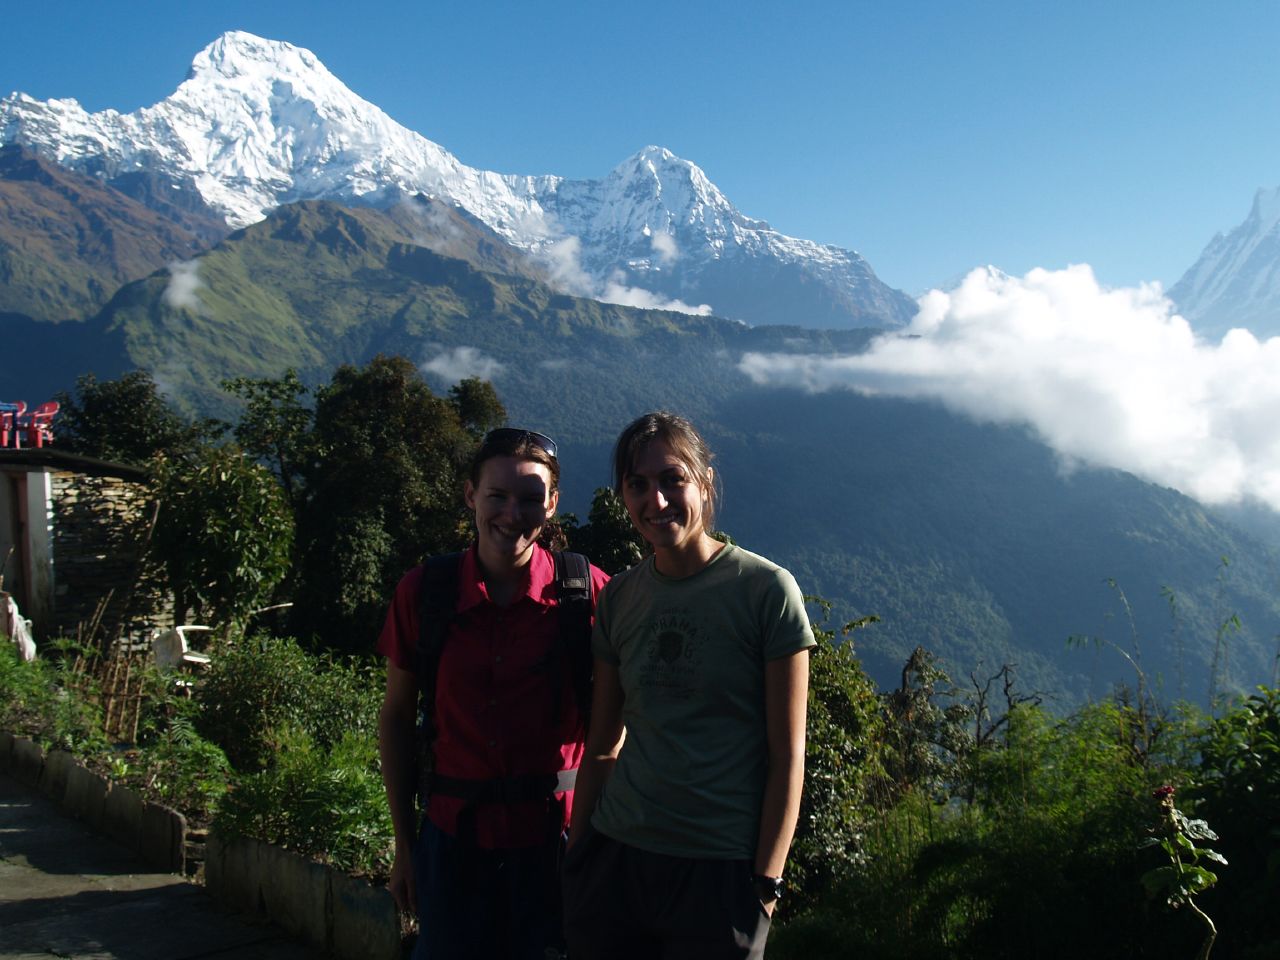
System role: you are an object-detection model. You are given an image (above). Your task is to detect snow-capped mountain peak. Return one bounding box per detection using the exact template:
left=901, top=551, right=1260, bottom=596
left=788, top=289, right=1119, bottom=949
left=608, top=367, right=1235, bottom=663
left=1169, top=185, right=1280, bottom=339
left=0, top=31, right=914, bottom=328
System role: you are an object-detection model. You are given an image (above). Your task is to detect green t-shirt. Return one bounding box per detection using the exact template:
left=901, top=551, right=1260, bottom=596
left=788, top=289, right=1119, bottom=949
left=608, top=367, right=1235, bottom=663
left=590, top=543, right=816, bottom=859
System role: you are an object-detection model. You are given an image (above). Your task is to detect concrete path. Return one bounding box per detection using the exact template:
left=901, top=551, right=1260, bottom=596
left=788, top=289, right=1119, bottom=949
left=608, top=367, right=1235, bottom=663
left=0, top=772, right=320, bottom=959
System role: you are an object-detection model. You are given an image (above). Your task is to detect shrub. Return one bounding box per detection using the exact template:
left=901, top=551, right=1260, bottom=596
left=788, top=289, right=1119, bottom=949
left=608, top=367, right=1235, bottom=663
left=150, top=444, right=294, bottom=628
left=194, top=632, right=381, bottom=771
left=215, top=725, right=392, bottom=877
left=0, top=641, right=107, bottom=755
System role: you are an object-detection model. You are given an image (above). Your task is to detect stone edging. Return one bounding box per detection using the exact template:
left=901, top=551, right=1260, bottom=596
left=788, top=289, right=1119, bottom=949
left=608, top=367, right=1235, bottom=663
left=0, top=730, right=186, bottom=872
left=0, top=731, right=402, bottom=960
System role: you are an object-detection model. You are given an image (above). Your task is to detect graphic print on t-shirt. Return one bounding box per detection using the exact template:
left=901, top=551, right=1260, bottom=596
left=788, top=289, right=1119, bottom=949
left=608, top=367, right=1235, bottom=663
left=639, top=607, right=704, bottom=701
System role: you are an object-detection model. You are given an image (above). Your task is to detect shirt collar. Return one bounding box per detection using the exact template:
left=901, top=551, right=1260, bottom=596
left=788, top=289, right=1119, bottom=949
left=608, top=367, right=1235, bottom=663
left=457, top=543, right=558, bottom=612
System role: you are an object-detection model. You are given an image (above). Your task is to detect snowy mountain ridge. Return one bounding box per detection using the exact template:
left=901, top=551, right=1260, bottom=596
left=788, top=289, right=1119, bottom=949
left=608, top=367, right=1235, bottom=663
left=1, top=31, right=913, bottom=327
left=1169, top=186, right=1280, bottom=340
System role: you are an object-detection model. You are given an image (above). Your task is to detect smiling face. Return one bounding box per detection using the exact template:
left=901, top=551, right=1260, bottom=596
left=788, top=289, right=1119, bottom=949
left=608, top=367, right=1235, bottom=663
left=465, top=455, right=559, bottom=575
left=621, top=438, right=713, bottom=556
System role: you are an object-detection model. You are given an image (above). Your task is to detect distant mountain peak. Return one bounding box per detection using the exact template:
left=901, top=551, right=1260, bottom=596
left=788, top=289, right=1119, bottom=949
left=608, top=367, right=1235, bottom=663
left=0, top=31, right=914, bottom=329
left=1170, top=184, right=1280, bottom=340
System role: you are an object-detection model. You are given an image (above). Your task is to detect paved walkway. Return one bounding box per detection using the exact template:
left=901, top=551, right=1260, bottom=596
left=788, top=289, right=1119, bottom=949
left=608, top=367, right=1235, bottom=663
left=0, top=772, right=320, bottom=959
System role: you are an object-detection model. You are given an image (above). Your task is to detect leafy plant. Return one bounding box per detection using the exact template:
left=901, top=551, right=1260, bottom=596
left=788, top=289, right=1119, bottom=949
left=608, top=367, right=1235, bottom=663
left=215, top=725, right=392, bottom=877
left=193, top=632, right=380, bottom=770
left=1141, top=785, right=1225, bottom=960
left=139, top=715, right=231, bottom=820
left=149, top=444, right=294, bottom=627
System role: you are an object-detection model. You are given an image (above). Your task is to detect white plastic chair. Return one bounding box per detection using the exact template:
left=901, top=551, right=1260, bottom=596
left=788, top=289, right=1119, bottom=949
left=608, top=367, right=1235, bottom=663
left=151, top=625, right=213, bottom=671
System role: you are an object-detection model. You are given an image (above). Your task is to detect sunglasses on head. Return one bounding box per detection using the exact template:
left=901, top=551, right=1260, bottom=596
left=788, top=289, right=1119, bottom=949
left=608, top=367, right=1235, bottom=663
left=481, top=428, right=558, bottom=459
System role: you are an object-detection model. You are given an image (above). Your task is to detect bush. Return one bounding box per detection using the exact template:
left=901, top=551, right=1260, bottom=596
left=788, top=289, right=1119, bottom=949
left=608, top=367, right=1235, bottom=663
left=215, top=725, right=392, bottom=877
left=1193, top=686, right=1280, bottom=960
left=789, top=615, right=885, bottom=908
left=193, top=632, right=381, bottom=771
left=136, top=716, right=232, bottom=821
left=150, top=444, right=294, bottom=627
left=0, top=641, right=107, bottom=755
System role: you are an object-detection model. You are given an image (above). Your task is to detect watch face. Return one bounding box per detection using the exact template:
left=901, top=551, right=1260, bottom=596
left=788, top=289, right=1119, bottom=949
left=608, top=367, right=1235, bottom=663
left=753, top=874, right=784, bottom=901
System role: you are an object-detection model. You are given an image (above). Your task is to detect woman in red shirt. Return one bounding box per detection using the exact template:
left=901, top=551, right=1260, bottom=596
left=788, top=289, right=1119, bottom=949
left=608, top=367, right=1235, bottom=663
left=377, top=428, right=609, bottom=960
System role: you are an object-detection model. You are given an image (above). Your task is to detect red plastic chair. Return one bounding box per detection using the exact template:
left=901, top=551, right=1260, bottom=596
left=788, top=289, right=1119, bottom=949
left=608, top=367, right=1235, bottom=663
left=24, top=401, right=58, bottom=448
left=1, top=401, right=25, bottom=448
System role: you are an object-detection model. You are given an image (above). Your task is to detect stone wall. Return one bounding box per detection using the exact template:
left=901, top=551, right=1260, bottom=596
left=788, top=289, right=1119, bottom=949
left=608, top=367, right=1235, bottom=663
left=49, top=469, right=172, bottom=646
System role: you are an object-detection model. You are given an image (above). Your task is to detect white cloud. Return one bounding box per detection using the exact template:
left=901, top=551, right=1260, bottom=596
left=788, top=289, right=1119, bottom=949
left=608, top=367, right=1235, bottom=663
left=162, top=259, right=205, bottom=312
left=399, top=196, right=463, bottom=247
left=739, top=264, right=1280, bottom=511
left=535, top=235, right=712, bottom=316
left=421, top=346, right=505, bottom=385
left=650, top=230, right=678, bottom=267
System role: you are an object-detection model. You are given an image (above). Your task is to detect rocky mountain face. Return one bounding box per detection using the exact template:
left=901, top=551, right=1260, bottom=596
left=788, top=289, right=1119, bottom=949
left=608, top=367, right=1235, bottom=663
left=1169, top=186, right=1280, bottom=340
left=0, top=31, right=913, bottom=329
left=0, top=143, right=228, bottom=323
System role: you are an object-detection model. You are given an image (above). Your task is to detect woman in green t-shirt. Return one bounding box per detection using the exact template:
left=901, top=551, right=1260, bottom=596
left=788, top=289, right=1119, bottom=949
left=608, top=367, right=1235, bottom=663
left=564, top=411, right=815, bottom=959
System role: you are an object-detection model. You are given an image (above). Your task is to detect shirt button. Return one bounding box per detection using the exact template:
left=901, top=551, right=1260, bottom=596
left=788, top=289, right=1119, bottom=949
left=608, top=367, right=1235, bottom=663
left=494, top=655, right=503, bottom=663
left=488, top=739, right=497, bottom=747
left=488, top=698, right=497, bottom=706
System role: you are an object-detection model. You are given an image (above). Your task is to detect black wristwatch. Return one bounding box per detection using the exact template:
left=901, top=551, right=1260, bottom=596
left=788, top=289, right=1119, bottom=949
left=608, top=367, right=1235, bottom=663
left=752, top=873, right=785, bottom=903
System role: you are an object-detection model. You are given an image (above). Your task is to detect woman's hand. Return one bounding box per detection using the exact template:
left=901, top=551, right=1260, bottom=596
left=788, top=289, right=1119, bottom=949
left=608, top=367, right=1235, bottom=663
left=387, top=839, right=417, bottom=915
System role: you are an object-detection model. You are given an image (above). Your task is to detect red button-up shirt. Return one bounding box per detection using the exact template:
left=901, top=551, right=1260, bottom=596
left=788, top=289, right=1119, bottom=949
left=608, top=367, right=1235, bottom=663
left=378, top=544, right=609, bottom=849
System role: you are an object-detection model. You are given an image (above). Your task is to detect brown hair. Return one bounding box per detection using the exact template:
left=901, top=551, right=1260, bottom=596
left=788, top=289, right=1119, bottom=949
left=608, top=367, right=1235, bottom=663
left=469, top=428, right=566, bottom=550
left=612, top=411, right=719, bottom=535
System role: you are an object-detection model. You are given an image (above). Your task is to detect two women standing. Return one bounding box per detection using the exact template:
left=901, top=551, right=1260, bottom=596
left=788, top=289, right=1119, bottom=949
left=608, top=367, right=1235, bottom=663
left=379, top=414, right=813, bottom=960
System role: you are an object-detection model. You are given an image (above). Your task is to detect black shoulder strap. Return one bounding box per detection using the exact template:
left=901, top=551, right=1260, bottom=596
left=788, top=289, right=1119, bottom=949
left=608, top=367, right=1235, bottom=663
left=553, top=551, right=595, bottom=729
left=416, top=551, right=464, bottom=739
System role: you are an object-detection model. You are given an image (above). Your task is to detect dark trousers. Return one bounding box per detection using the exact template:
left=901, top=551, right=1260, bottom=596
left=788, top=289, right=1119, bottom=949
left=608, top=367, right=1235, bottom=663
left=562, top=822, right=771, bottom=959
left=411, top=818, right=565, bottom=960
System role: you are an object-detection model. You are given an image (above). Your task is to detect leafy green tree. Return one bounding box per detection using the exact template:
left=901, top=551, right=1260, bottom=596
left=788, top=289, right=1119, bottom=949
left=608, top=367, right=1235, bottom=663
left=789, top=606, right=886, bottom=908
left=290, top=355, right=475, bottom=652
left=53, top=370, right=219, bottom=464
left=221, top=369, right=315, bottom=508
left=449, top=376, right=506, bottom=438
left=150, top=444, right=294, bottom=627
left=566, top=487, right=646, bottom=575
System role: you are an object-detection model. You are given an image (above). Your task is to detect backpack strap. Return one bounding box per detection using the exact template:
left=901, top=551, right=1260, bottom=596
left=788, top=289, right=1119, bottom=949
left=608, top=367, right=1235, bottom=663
left=553, top=551, right=595, bottom=730
left=414, top=551, right=464, bottom=802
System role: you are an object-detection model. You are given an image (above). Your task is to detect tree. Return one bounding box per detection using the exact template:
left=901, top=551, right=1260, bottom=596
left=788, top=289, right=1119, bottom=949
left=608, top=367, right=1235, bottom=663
left=289, top=355, right=476, bottom=652
left=150, top=444, right=294, bottom=628
left=789, top=605, right=886, bottom=908
left=54, top=370, right=218, bottom=464
left=222, top=369, right=315, bottom=508
left=448, top=377, right=506, bottom=438
left=565, top=487, right=646, bottom=575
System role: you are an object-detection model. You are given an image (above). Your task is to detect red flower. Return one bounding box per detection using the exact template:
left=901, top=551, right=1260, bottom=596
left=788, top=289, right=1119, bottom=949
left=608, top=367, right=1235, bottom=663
left=1152, top=785, right=1175, bottom=800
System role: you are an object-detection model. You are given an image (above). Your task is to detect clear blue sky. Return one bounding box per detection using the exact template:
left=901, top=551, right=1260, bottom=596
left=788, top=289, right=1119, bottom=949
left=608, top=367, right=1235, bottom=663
left=3, top=0, right=1278, bottom=294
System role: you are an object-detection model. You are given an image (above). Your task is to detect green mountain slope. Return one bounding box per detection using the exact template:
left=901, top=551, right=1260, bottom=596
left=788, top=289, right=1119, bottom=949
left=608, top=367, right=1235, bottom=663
left=0, top=144, right=228, bottom=324
left=24, top=198, right=1280, bottom=702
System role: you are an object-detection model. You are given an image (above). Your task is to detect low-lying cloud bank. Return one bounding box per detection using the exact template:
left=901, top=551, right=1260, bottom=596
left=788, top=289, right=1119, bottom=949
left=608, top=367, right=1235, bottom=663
left=740, top=264, right=1280, bottom=511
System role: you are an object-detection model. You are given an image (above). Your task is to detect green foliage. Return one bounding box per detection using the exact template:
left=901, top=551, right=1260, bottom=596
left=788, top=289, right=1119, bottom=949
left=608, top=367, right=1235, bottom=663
left=150, top=444, right=294, bottom=626
left=136, top=715, right=231, bottom=821
left=789, top=607, right=886, bottom=908
left=53, top=370, right=218, bottom=464
left=0, top=640, right=107, bottom=755
left=214, top=726, right=392, bottom=877
left=565, top=487, right=646, bottom=575
left=1192, top=687, right=1280, bottom=959
left=449, top=376, right=507, bottom=438
left=193, top=632, right=381, bottom=771
left=290, top=355, right=475, bottom=652
left=222, top=368, right=315, bottom=508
